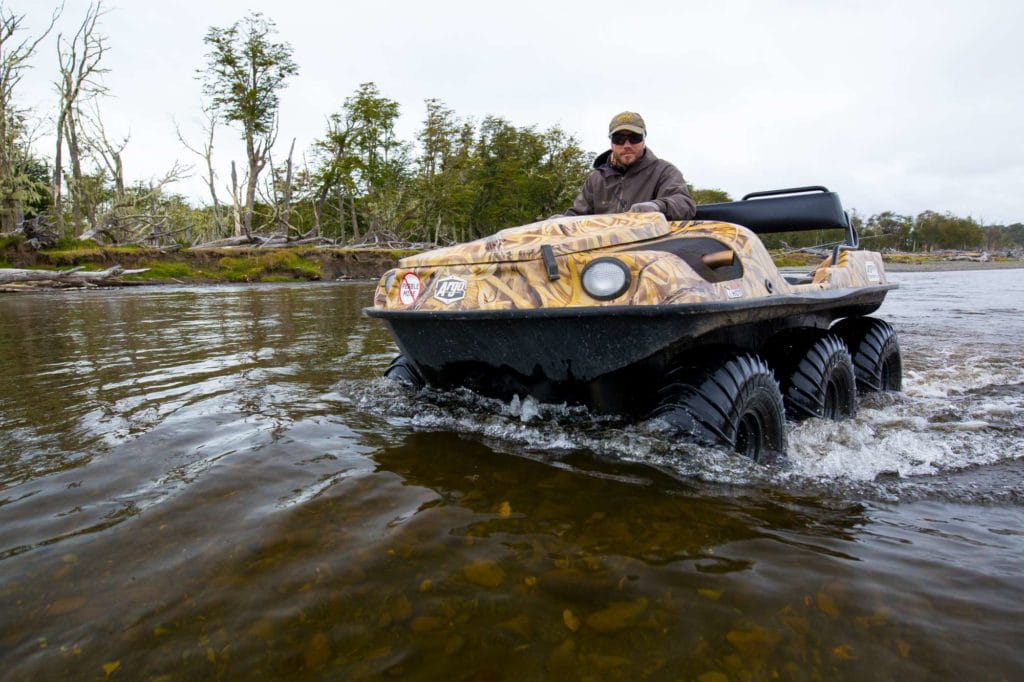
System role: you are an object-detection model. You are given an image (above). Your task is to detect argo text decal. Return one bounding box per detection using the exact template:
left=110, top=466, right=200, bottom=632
left=433, top=276, right=467, bottom=304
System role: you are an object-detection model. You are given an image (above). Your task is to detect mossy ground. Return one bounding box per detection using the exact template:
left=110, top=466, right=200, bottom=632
left=217, top=251, right=322, bottom=282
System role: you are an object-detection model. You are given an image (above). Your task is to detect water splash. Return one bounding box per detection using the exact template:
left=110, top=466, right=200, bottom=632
left=341, top=355, right=1024, bottom=502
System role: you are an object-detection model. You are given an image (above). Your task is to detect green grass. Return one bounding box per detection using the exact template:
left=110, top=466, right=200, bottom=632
left=386, top=248, right=421, bottom=260
left=217, top=251, right=322, bottom=282
left=769, top=250, right=821, bottom=268
left=0, top=233, right=25, bottom=250
left=40, top=246, right=104, bottom=264
left=40, top=241, right=145, bottom=265
left=120, top=254, right=324, bottom=283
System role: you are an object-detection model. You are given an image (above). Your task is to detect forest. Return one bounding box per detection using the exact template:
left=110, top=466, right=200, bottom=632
left=2, top=2, right=1022, bottom=256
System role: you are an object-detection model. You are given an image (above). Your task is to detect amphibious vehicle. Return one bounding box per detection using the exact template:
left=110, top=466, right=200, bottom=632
left=365, top=186, right=901, bottom=461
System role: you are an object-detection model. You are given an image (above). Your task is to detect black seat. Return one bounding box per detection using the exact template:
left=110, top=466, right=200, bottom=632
left=694, top=186, right=850, bottom=236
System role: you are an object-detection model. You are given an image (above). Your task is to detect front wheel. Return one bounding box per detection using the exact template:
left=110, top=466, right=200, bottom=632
left=649, top=354, right=787, bottom=462
left=383, top=354, right=425, bottom=389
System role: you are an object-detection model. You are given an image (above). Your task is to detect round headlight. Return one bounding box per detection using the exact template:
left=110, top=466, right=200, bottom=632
left=581, top=258, right=631, bottom=300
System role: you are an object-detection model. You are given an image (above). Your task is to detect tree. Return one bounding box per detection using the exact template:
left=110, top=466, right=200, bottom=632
left=414, top=98, right=475, bottom=243
left=54, top=1, right=109, bottom=235
left=535, top=126, right=591, bottom=219
left=0, top=3, right=59, bottom=232
left=914, top=210, right=983, bottom=251
left=311, top=106, right=361, bottom=241
left=465, top=117, right=590, bottom=238
left=313, top=82, right=411, bottom=242
left=342, top=83, right=411, bottom=239
left=176, top=105, right=226, bottom=237
left=864, top=211, right=913, bottom=251
left=199, top=12, right=297, bottom=237
left=689, top=187, right=731, bottom=204
left=1002, top=223, right=1024, bottom=248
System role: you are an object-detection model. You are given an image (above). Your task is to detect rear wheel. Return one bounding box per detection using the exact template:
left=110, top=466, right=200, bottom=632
left=384, top=354, right=425, bottom=389
left=832, top=317, right=902, bottom=392
left=649, top=354, right=787, bottom=462
left=771, top=333, right=857, bottom=420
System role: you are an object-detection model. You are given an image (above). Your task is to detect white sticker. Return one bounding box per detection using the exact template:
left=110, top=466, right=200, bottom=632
left=865, top=261, right=880, bottom=283
left=433, top=276, right=467, bottom=304
left=399, top=272, right=421, bottom=305
left=724, top=282, right=744, bottom=299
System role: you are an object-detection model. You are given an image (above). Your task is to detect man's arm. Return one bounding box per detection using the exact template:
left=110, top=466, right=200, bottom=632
left=653, top=163, right=697, bottom=221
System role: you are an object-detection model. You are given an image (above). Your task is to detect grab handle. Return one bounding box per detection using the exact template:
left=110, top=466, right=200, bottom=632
left=742, top=186, right=829, bottom=201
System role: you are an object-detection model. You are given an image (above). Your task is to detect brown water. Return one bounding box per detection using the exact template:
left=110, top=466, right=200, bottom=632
left=1, top=274, right=1022, bottom=681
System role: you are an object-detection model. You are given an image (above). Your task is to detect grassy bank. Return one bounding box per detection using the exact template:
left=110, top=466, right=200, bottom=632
left=769, top=249, right=1024, bottom=271
left=0, top=235, right=418, bottom=284
left=2, top=235, right=1020, bottom=284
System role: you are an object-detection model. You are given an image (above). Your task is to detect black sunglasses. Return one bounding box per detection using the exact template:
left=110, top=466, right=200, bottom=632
left=610, top=131, right=644, bottom=145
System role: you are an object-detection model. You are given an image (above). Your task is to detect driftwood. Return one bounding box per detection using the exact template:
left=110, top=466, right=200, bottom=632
left=191, top=233, right=341, bottom=250
left=190, top=235, right=260, bottom=248
left=183, top=226, right=436, bottom=251
left=0, top=265, right=150, bottom=287
left=944, top=252, right=990, bottom=262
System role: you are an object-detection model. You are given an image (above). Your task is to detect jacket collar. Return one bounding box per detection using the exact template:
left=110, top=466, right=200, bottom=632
left=594, top=147, right=657, bottom=175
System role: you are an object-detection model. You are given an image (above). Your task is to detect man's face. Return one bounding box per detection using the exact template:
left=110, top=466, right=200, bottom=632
left=610, top=130, right=645, bottom=166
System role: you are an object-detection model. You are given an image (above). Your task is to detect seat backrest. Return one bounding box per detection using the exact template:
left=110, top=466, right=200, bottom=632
left=694, top=187, right=850, bottom=236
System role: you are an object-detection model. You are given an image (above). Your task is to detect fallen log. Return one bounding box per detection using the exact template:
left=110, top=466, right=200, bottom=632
left=190, top=235, right=260, bottom=248
left=0, top=265, right=150, bottom=286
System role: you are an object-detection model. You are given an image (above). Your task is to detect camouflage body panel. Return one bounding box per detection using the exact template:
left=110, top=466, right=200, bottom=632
left=399, top=213, right=671, bottom=267
left=372, top=213, right=891, bottom=311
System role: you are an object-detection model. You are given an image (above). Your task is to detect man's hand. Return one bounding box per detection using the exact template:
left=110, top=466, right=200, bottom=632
left=629, top=201, right=660, bottom=213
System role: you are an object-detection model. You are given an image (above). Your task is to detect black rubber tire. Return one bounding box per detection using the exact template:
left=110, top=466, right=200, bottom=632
left=384, top=354, right=425, bottom=389
left=649, top=354, right=787, bottom=462
left=831, top=317, right=902, bottom=392
left=773, top=333, right=857, bottom=420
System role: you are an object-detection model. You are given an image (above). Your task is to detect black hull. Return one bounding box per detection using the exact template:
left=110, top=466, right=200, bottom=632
left=365, top=285, right=895, bottom=414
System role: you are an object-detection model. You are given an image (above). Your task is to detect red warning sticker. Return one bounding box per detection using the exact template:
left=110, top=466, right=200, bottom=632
left=399, top=272, right=421, bottom=305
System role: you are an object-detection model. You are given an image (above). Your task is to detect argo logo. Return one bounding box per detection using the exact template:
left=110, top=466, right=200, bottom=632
left=433, top=276, right=467, bottom=304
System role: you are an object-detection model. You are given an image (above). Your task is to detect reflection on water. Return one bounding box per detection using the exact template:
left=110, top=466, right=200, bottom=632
left=0, top=275, right=1022, bottom=680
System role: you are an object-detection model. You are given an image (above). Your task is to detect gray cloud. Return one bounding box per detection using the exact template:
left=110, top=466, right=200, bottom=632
left=19, top=0, right=1024, bottom=223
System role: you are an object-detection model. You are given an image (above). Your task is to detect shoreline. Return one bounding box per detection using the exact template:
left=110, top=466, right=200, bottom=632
left=881, top=259, right=1024, bottom=272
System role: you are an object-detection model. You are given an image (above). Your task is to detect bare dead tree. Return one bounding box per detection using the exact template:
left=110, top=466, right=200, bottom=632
left=54, top=0, right=109, bottom=235
left=229, top=160, right=244, bottom=238
left=75, top=158, right=189, bottom=245
left=80, top=99, right=127, bottom=204
left=175, top=105, right=225, bottom=237
left=259, top=136, right=299, bottom=238
left=279, top=137, right=296, bottom=235
left=301, top=151, right=322, bottom=237
left=0, top=3, right=61, bottom=233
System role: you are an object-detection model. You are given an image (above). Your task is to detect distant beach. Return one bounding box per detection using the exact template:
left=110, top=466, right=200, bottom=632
left=883, top=259, right=1024, bottom=272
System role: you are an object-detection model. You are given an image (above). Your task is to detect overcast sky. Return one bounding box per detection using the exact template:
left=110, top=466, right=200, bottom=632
left=15, top=0, right=1024, bottom=224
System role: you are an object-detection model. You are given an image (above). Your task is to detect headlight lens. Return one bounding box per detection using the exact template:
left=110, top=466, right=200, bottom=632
left=581, top=258, right=631, bottom=300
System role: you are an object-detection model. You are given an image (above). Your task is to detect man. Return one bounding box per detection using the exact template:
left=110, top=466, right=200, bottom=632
left=562, top=112, right=696, bottom=221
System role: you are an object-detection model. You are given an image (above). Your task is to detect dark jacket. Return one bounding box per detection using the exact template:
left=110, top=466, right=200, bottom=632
left=564, top=148, right=696, bottom=221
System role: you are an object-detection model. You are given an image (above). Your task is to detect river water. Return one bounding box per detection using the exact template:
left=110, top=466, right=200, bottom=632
left=0, top=270, right=1021, bottom=681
